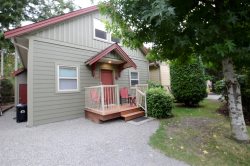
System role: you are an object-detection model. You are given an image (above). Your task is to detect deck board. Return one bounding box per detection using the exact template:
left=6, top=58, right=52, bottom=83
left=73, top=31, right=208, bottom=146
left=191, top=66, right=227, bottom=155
left=85, top=104, right=138, bottom=115
left=84, top=104, right=141, bottom=123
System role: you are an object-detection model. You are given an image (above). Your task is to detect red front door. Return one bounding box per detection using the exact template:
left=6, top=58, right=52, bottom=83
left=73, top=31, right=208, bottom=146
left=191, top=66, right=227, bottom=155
left=19, top=84, right=27, bottom=104
left=101, top=69, right=113, bottom=85
left=101, top=70, right=114, bottom=105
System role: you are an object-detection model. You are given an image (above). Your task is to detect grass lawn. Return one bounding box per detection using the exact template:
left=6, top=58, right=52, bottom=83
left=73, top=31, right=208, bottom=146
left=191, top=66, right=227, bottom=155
left=149, top=99, right=250, bottom=166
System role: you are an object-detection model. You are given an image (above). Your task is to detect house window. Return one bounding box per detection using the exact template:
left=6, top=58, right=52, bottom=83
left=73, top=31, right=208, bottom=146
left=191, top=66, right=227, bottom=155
left=94, top=18, right=107, bottom=40
left=57, top=65, right=79, bottom=92
left=130, top=71, right=139, bottom=86
left=111, top=35, right=120, bottom=43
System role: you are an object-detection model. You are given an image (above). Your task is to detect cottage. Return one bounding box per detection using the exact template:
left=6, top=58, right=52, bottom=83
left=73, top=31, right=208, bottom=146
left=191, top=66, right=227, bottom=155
left=5, top=6, right=149, bottom=126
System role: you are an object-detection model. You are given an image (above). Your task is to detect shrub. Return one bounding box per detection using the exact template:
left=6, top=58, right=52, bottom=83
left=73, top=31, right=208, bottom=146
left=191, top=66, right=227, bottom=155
left=214, top=80, right=225, bottom=94
left=0, top=78, right=14, bottom=104
left=170, top=58, right=207, bottom=106
left=214, top=80, right=228, bottom=101
left=148, top=80, right=164, bottom=89
left=146, top=88, right=173, bottom=118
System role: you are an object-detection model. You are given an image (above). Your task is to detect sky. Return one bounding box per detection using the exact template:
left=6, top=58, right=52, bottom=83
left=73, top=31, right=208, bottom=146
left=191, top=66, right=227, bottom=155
left=74, top=0, right=100, bottom=8
left=22, top=0, right=100, bottom=26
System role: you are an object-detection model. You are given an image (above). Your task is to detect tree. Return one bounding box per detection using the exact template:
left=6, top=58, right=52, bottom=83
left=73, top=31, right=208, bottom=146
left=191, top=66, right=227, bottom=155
left=99, top=0, right=250, bottom=142
left=0, top=0, right=78, bottom=50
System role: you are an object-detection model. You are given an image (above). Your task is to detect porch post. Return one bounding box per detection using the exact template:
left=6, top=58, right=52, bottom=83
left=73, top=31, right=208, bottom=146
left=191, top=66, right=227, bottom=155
left=116, top=85, right=120, bottom=107
left=100, top=85, right=105, bottom=111
left=135, top=85, right=139, bottom=107
left=0, top=49, right=5, bottom=78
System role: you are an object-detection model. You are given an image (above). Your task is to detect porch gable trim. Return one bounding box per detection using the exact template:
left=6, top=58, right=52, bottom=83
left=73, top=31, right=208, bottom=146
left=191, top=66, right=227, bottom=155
left=85, top=43, right=137, bottom=69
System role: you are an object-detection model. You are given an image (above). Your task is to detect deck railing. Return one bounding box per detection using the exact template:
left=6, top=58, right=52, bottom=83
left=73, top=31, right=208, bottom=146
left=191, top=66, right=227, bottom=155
left=163, top=85, right=171, bottom=93
left=135, top=84, right=148, bottom=93
left=85, top=85, right=120, bottom=112
left=85, top=84, right=148, bottom=114
left=135, top=84, right=148, bottom=115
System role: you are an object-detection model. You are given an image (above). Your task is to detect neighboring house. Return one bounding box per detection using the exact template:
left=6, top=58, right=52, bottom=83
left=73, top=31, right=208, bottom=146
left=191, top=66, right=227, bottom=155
left=149, top=62, right=171, bottom=91
left=5, top=6, right=149, bottom=126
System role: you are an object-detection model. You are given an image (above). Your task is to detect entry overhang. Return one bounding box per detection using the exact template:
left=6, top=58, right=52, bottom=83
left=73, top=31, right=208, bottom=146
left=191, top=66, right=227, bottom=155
left=85, top=43, right=137, bottom=77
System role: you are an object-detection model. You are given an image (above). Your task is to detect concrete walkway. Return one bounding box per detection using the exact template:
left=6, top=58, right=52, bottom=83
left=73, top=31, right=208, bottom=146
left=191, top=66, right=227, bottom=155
left=0, top=109, right=188, bottom=166
left=206, top=94, right=221, bottom=100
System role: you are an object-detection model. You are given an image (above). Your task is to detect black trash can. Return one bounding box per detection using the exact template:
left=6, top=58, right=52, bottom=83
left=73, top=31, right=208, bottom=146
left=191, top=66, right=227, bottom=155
left=16, top=104, right=27, bottom=123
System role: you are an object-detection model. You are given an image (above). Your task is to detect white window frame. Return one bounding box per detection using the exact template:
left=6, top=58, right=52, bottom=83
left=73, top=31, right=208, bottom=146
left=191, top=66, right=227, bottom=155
left=129, top=71, right=139, bottom=87
left=57, top=65, right=80, bottom=93
left=93, top=18, right=108, bottom=42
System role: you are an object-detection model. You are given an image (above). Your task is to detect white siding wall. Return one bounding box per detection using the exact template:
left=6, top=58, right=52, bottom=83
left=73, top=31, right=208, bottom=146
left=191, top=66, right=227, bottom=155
left=28, top=11, right=149, bottom=125
left=149, top=67, right=161, bottom=83
left=160, top=62, right=171, bottom=86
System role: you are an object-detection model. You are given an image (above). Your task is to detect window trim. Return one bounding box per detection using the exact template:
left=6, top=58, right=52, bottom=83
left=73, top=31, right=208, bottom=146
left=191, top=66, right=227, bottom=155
left=93, top=18, right=122, bottom=44
left=93, top=18, right=108, bottom=41
left=56, top=65, right=80, bottom=93
left=129, top=71, right=139, bottom=87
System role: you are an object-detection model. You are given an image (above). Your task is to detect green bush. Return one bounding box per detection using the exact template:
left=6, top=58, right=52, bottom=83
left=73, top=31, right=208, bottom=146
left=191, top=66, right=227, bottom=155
left=170, top=58, right=207, bottom=106
left=214, top=80, right=228, bottom=100
left=0, top=78, right=14, bottom=104
left=148, top=80, right=164, bottom=89
left=214, top=80, right=225, bottom=94
left=146, top=88, right=173, bottom=118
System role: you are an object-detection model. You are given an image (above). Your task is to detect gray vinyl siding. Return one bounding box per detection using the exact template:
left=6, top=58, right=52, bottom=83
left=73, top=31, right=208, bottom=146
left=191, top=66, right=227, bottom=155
left=28, top=10, right=148, bottom=125
left=32, top=40, right=98, bottom=125
left=32, top=11, right=146, bottom=61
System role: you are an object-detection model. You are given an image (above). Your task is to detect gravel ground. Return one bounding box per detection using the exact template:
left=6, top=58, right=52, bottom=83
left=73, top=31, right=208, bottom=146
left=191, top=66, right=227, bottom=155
left=0, top=109, right=188, bottom=166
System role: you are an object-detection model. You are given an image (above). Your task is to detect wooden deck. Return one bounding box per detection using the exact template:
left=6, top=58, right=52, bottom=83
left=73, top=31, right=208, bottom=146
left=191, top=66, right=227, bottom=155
left=0, top=104, right=14, bottom=116
left=85, top=104, right=145, bottom=123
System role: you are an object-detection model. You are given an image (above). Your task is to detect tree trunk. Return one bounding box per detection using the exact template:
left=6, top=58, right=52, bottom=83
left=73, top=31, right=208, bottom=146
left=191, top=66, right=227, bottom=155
left=222, top=58, right=249, bottom=143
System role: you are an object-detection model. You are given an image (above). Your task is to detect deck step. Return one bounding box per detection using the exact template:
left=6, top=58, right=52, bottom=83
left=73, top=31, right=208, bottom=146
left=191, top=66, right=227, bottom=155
left=120, top=107, right=141, bottom=116
left=121, top=111, right=145, bottom=121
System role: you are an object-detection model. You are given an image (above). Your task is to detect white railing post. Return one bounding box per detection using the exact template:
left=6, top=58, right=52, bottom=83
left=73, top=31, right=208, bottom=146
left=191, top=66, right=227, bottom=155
left=135, top=85, right=138, bottom=107
left=100, top=85, right=105, bottom=111
left=145, top=94, right=147, bottom=117
left=116, top=85, right=120, bottom=107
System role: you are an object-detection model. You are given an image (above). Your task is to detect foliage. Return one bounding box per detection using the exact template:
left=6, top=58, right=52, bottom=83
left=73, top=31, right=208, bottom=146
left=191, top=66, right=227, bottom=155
left=3, top=53, right=15, bottom=78
left=0, top=78, right=14, bottom=103
left=203, top=61, right=224, bottom=91
left=215, top=75, right=250, bottom=123
left=150, top=100, right=250, bottom=166
left=99, top=0, right=250, bottom=141
left=0, top=0, right=78, bottom=50
left=146, top=88, right=173, bottom=118
left=214, top=80, right=226, bottom=94
left=147, top=80, right=163, bottom=89
left=170, top=58, right=207, bottom=106
left=214, top=79, right=228, bottom=102
left=99, top=0, right=250, bottom=65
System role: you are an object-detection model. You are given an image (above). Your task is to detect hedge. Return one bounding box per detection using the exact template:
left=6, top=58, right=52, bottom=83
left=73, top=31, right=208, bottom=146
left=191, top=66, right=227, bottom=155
left=170, top=58, right=207, bottom=106
left=0, top=78, right=14, bottom=104
left=146, top=88, right=173, bottom=118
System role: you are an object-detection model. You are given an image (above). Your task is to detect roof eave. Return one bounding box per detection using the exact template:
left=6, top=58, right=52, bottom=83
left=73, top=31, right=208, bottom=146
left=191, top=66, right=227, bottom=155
left=4, top=6, right=98, bottom=39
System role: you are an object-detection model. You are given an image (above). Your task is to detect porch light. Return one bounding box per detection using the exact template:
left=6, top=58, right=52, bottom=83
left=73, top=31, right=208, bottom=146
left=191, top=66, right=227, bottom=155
left=108, top=60, right=112, bottom=63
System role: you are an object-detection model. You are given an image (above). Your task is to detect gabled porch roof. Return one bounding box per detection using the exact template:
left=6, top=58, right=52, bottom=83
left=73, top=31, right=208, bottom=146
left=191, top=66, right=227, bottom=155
left=85, top=43, right=137, bottom=69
